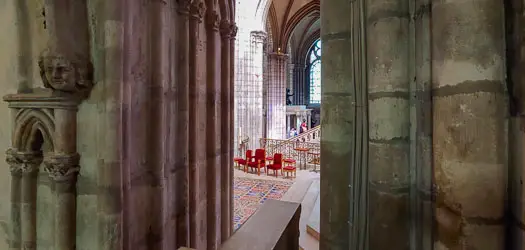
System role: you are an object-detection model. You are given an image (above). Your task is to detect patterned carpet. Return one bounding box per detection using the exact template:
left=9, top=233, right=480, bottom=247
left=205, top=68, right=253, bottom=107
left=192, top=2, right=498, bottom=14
left=233, top=177, right=293, bottom=231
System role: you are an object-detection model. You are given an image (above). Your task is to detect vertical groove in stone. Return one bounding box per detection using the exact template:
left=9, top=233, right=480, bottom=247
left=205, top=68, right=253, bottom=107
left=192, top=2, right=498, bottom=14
left=412, top=0, right=433, bottom=248
left=14, top=0, right=32, bottom=92
left=149, top=2, right=164, bottom=249
left=320, top=0, right=369, bottom=246
left=432, top=0, right=507, bottom=249
left=176, top=1, right=191, bottom=247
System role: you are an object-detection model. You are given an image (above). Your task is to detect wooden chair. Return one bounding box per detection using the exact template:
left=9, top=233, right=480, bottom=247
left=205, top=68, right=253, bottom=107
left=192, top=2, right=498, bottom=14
left=266, top=153, right=283, bottom=177
left=283, top=158, right=297, bottom=178
left=247, top=149, right=266, bottom=175
left=237, top=150, right=253, bottom=172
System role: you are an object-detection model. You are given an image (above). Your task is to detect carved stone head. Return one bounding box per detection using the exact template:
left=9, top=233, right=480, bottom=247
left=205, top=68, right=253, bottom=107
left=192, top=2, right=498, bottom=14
left=38, top=49, right=93, bottom=96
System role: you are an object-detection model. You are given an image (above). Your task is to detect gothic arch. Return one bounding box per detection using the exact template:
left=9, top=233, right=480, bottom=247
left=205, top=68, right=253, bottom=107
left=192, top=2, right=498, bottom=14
left=280, top=0, right=320, bottom=53
left=13, top=109, right=55, bottom=151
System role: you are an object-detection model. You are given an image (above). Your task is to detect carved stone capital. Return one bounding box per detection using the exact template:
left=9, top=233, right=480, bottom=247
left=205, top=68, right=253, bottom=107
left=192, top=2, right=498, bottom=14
left=269, top=52, right=289, bottom=61
left=220, top=20, right=231, bottom=38
left=44, top=153, right=80, bottom=182
left=38, top=48, right=94, bottom=99
left=251, top=31, right=267, bottom=43
left=6, top=149, right=42, bottom=176
left=230, top=24, right=238, bottom=39
left=206, top=11, right=220, bottom=31
left=190, top=1, right=206, bottom=21
left=178, top=0, right=191, bottom=15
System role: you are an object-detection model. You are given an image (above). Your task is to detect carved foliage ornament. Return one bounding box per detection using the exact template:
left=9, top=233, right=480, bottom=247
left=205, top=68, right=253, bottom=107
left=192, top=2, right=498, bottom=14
left=44, top=153, right=80, bottom=182
left=38, top=49, right=94, bottom=98
left=6, top=149, right=42, bottom=175
left=190, top=1, right=206, bottom=20
left=220, top=21, right=238, bottom=39
left=207, top=11, right=220, bottom=30
left=178, top=0, right=191, bottom=15
left=220, top=20, right=231, bottom=38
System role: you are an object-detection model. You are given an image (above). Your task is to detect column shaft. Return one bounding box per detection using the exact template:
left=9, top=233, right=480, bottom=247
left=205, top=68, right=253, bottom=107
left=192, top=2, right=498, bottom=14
left=320, top=0, right=369, bottom=248
left=205, top=9, right=221, bottom=250
left=6, top=149, right=22, bottom=250
left=366, top=0, right=411, bottom=249
left=19, top=153, right=41, bottom=250
left=432, top=0, right=506, bottom=249
left=220, top=20, right=232, bottom=241
left=176, top=1, right=191, bottom=246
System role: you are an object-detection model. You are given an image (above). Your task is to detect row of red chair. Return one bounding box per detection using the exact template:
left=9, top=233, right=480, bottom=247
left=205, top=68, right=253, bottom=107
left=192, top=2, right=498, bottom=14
left=234, top=149, right=297, bottom=178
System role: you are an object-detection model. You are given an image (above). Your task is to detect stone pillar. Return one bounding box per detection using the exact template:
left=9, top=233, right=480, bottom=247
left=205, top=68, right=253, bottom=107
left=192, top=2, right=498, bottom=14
left=366, top=0, right=411, bottom=249
left=6, top=149, right=22, bottom=250
left=293, top=64, right=306, bottom=105
left=176, top=0, right=191, bottom=246
left=267, top=53, right=288, bottom=139
left=248, top=31, right=266, bottom=149
left=320, top=0, right=369, bottom=248
left=188, top=1, right=206, bottom=247
left=44, top=153, right=79, bottom=250
left=220, top=19, right=233, bottom=242
left=18, top=152, right=41, bottom=250
left=229, top=23, right=238, bottom=237
left=205, top=9, right=221, bottom=250
left=432, top=0, right=506, bottom=249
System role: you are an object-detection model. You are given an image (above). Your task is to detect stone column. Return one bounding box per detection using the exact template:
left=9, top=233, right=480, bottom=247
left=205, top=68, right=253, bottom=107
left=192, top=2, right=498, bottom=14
left=432, top=0, right=506, bottom=249
left=19, top=152, right=41, bottom=250
left=188, top=1, right=206, bottom=247
left=220, top=19, right=232, bottom=242
left=205, top=9, right=221, bottom=249
left=176, top=0, right=191, bottom=246
left=267, top=53, right=288, bottom=139
left=6, top=148, right=22, bottom=250
left=366, top=0, right=411, bottom=249
left=320, top=0, right=369, bottom=248
left=44, top=154, right=79, bottom=250
left=247, top=30, right=266, bottom=149
left=229, top=24, right=238, bottom=236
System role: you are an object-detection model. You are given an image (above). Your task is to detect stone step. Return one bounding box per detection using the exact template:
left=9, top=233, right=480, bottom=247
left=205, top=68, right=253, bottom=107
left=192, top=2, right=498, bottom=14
left=306, top=192, right=320, bottom=241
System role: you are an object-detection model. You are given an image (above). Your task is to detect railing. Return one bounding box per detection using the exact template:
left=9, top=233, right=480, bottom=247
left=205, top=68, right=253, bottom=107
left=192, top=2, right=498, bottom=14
left=289, top=125, right=320, bottom=143
left=260, top=138, right=320, bottom=164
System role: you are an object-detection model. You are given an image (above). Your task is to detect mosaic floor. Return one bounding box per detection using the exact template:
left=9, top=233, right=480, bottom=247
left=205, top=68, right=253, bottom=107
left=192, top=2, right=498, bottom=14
left=233, top=177, right=293, bottom=231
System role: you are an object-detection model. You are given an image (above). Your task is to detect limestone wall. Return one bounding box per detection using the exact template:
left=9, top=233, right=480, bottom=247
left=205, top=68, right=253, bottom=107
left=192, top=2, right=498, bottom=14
left=0, top=1, right=18, bottom=248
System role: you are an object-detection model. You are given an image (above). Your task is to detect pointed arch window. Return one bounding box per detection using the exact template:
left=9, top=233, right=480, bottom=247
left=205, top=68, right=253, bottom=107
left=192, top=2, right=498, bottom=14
left=308, top=40, right=321, bottom=104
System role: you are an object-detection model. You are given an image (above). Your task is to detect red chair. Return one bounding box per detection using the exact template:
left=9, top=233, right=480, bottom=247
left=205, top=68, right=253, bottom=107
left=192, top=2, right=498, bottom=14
left=266, top=153, right=283, bottom=177
left=238, top=150, right=253, bottom=172
left=247, top=149, right=266, bottom=175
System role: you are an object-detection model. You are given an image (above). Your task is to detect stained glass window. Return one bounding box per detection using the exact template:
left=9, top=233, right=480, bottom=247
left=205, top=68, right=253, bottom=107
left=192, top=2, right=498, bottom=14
left=309, top=40, right=321, bottom=104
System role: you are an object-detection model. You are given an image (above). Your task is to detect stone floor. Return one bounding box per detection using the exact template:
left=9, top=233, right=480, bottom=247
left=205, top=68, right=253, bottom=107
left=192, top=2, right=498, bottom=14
left=233, top=165, right=320, bottom=250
